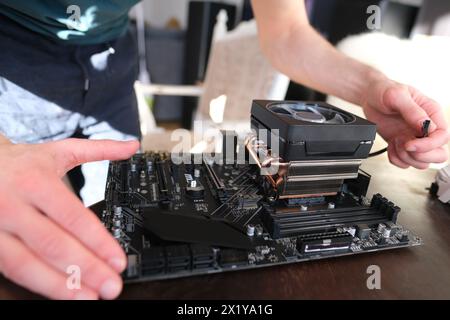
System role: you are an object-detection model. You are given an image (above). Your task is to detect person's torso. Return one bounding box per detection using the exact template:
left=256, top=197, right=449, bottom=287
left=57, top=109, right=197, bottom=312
left=0, top=0, right=140, bottom=45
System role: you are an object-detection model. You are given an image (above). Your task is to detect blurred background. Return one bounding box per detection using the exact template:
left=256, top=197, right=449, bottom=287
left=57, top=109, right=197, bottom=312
left=127, top=0, right=450, bottom=157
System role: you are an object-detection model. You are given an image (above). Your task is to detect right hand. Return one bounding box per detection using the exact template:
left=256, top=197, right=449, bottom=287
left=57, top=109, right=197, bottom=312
left=362, top=79, right=449, bottom=169
left=0, top=137, right=139, bottom=299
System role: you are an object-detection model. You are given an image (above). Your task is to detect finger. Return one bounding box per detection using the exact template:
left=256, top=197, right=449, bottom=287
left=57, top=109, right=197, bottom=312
left=410, top=88, right=448, bottom=130
left=21, top=175, right=127, bottom=274
left=46, top=138, right=139, bottom=173
left=384, top=86, right=435, bottom=136
left=2, top=202, right=123, bottom=300
left=0, top=231, right=98, bottom=300
left=404, top=129, right=450, bottom=153
left=395, top=139, right=429, bottom=170
left=387, top=143, right=410, bottom=169
left=408, top=147, right=448, bottom=164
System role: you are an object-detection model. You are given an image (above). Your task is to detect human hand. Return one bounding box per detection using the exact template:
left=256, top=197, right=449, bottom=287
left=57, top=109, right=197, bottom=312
left=0, top=138, right=139, bottom=299
left=362, top=78, right=449, bottom=169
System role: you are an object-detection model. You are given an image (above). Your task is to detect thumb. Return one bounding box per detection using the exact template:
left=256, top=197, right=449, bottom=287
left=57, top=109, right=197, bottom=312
left=383, top=86, right=436, bottom=136
left=48, top=138, right=140, bottom=173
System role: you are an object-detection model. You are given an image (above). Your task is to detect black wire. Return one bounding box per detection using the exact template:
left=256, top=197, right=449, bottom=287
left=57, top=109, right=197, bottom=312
left=368, top=120, right=430, bottom=158
left=368, top=147, right=387, bottom=157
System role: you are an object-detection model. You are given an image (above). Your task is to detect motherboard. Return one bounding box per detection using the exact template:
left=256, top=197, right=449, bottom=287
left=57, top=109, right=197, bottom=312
left=94, top=100, right=422, bottom=283
left=95, top=152, right=421, bottom=283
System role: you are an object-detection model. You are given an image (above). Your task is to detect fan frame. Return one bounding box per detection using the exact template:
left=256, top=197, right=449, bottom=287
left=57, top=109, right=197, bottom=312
left=267, top=101, right=356, bottom=124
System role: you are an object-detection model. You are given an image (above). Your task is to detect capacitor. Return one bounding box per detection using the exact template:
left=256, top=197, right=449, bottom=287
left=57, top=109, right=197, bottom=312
left=113, top=218, right=121, bottom=228
left=194, top=168, right=201, bottom=178
left=131, top=163, right=137, bottom=172
left=114, top=206, right=123, bottom=218
left=246, top=224, right=255, bottom=237
left=112, top=227, right=121, bottom=239
left=190, top=180, right=197, bottom=188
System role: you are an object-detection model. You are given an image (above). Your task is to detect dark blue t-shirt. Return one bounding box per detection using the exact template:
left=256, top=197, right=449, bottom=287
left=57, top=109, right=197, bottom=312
left=0, top=0, right=140, bottom=45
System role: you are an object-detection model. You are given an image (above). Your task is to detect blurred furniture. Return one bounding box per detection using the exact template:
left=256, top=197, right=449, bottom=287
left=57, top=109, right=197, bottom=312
left=193, top=17, right=289, bottom=133
left=412, top=0, right=450, bottom=37
left=138, top=11, right=289, bottom=152
left=131, top=1, right=238, bottom=125
left=182, top=1, right=238, bottom=128
left=143, top=27, right=186, bottom=122
left=434, top=165, right=450, bottom=203
left=183, top=1, right=237, bottom=85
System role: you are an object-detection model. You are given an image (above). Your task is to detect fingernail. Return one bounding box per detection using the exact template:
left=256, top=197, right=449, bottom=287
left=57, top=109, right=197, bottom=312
left=74, top=290, right=97, bottom=300
left=406, top=145, right=417, bottom=152
left=100, top=279, right=122, bottom=300
left=109, top=257, right=127, bottom=272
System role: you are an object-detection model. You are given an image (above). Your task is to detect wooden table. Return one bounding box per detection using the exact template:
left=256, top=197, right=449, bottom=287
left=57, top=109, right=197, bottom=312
left=1, top=154, right=449, bottom=299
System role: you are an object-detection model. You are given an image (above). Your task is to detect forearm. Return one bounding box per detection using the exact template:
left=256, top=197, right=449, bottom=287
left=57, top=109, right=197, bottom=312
left=262, top=23, right=388, bottom=106
left=251, top=0, right=388, bottom=107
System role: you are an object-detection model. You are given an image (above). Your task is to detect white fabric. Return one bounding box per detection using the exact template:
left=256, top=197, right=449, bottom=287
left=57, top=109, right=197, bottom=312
left=436, top=165, right=450, bottom=203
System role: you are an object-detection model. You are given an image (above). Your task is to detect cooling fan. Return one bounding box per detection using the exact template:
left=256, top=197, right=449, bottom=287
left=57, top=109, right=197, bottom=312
left=267, top=102, right=354, bottom=124
left=250, top=100, right=376, bottom=161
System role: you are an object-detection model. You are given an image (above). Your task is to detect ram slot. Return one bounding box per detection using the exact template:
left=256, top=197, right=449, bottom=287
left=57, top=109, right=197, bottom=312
left=155, top=159, right=173, bottom=206
left=203, top=161, right=228, bottom=202
left=119, top=162, right=128, bottom=192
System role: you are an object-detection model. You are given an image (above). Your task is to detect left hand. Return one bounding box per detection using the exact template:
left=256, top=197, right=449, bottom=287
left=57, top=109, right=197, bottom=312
left=362, top=78, right=450, bottom=169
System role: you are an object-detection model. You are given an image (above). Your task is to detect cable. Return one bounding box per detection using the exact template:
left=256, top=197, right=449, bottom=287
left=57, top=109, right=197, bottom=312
left=368, top=120, right=430, bottom=158
left=368, top=147, right=387, bottom=157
